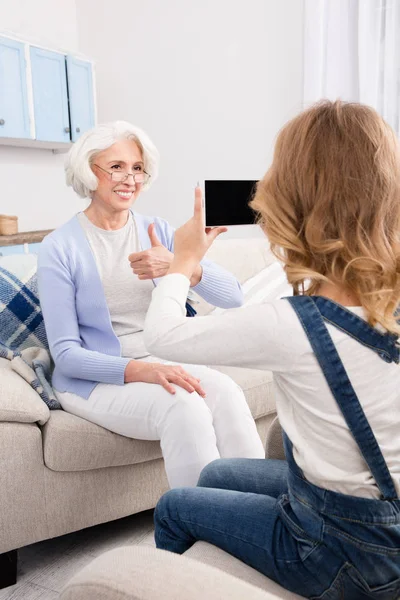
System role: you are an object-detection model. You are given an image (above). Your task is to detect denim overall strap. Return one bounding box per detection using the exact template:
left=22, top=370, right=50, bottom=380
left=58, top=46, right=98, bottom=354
left=313, top=296, right=400, bottom=364
left=286, top=295, right=398, bottom=501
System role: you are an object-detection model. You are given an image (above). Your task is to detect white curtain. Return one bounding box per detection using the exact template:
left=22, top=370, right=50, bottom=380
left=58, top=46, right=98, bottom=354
left=304, top=0, right=400, bottom=134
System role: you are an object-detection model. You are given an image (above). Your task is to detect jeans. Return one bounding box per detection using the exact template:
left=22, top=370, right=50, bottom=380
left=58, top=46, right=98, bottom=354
left=155, top=458, right=400, bottom=599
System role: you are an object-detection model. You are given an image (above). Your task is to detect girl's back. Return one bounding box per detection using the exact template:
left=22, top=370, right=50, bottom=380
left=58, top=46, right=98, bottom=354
left=271, top=298, right=400, bottom=498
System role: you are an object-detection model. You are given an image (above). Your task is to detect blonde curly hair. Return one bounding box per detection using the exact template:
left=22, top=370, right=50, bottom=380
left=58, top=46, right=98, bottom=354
left=250, top=100, right=400, bottom=335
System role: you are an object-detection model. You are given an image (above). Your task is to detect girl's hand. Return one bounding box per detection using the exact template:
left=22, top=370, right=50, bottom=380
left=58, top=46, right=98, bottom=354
left=169, top=186, right=227, bottom=279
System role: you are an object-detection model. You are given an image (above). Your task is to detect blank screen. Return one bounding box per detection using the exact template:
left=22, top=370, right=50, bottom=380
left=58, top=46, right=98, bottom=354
left=205, top=180, right=258, bottom=226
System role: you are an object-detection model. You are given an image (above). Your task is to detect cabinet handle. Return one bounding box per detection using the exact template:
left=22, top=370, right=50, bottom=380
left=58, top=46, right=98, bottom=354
left=64, top=126, right=70, bottom=133
left=76, top=127, right=81, bottom=133
left=0, top=119, right=5, bottom=126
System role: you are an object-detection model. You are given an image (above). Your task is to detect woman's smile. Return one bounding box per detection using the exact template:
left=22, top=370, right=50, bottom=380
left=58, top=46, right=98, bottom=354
left=114, top=189, right=134, bottom=200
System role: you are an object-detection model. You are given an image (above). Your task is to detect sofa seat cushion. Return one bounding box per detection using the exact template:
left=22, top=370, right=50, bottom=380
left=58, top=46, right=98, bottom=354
left=42, top=410, right=163, bottom=472
left=212, top=366, right=275, bottom=419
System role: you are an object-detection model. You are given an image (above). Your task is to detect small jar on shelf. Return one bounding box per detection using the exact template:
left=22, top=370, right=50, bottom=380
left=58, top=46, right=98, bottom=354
left=0, top=215, right=18, bottom=235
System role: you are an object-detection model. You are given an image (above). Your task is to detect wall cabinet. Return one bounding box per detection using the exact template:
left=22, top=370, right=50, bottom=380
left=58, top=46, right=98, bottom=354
left=66, top=56, right=95, bottom=142
left=0, top=36, right=95, bottom=150
left=30, top=47, right=70, bottom=143
left=0, top=37, right=30, bottom=139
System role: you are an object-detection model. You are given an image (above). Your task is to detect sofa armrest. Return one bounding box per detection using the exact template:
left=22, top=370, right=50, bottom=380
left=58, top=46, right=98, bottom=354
left=0, top=358, right=50, bottom=425
left=60, top=546, right=283, bottom=600
left=265, top=415, right=285, bottom=460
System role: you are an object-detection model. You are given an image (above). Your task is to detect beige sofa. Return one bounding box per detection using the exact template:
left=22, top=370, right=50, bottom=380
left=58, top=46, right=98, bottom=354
left=0, top=238, right=281, bottom=589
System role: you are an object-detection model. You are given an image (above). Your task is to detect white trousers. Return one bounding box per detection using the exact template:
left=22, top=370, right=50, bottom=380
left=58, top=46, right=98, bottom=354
left=56, top=359, right=265, bottom=488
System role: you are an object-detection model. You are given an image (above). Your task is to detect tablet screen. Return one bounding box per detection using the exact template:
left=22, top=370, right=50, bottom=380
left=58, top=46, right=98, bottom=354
left=204, top=180, right=258, bottom=226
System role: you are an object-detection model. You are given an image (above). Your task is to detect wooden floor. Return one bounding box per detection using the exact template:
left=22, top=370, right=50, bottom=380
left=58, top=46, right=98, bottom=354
left=0, top=509, right=155, bottom=599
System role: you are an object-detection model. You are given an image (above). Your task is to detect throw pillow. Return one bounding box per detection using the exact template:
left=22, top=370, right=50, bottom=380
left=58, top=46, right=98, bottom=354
left=0, top=254, right=48, bottom=351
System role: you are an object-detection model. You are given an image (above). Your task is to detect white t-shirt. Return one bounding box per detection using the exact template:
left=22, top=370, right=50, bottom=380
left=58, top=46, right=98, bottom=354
left=144, top=273, right=400, bottom=499
left=78, top=212, right=154, bottom=359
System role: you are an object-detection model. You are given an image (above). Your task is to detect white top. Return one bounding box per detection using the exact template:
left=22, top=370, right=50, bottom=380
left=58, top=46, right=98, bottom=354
left=144, top=273, right=400, bottom=499
left=78, top=212, right=154, bottom=359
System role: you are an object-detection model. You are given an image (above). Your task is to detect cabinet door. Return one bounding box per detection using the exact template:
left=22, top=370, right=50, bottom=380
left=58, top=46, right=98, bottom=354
left=0, top=37, right=31, bottom=139
left=66, top=56, right=95, bottom=142
left=30, top=47, right=70, bottom=142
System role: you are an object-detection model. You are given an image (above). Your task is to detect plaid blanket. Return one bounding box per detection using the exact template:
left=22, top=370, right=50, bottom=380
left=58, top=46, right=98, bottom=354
left=0, top=343, right=61, bottom=409
left=0, top=254, right=48, bottom=351
left=0, top=254, right=60, bottom=409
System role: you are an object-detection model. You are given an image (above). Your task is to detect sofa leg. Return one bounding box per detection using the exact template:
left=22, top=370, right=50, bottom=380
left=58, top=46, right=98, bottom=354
left=0, top=550, right=18, bottom=589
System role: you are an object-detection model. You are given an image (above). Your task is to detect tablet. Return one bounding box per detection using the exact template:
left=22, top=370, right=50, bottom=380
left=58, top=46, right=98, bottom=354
left=204, top=180, right=258, bottom=226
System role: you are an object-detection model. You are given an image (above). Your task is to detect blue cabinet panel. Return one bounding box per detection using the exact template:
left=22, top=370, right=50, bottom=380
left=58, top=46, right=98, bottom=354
left=66, top=56, right=95, bottom=141
left=0, top=37, right=30, bottom=138
left=30, top=47, right=70, bottom=142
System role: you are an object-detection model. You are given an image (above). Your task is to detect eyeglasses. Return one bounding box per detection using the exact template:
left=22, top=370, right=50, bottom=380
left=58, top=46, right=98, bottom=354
left=93, top=164, right=150, bottom=185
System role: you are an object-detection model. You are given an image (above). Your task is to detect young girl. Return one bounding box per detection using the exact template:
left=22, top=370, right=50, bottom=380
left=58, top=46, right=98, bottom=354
left=143, top=101, right=400, bottom=599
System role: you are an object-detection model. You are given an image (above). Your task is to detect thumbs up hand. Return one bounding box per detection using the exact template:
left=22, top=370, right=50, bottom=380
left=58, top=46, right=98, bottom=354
left=148, top=223, right=162, bottom=248
left=128, top=223, right=174, bottom=280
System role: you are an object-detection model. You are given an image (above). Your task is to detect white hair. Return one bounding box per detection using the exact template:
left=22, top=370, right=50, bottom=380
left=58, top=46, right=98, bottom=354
left=65, top=121, right=160, bottom=198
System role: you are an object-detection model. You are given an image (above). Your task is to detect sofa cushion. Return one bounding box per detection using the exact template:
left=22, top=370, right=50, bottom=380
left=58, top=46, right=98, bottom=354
left=42, top=367, right=275, bottom=472
left=60, top=545, right=286, bottom=600
left=195, top=238, right=275, bottom=316
left=42, top=410, right=163, bottom=472
left=0, top=357, right=50, bottom=425
left=185, top=542, right=305, bottom=599
left=206, top=238, right=275, bottom=284
left=0, top=254, right=48, bottom=351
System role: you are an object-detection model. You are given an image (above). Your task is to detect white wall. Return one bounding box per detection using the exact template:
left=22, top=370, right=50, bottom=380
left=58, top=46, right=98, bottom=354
left=77, top=0, right=304, bottom=238
left=0, top=0, right=84, bottom=232
left=0, top=0, right=79, bottom=51
left=0, top=0, right=304, bottom=236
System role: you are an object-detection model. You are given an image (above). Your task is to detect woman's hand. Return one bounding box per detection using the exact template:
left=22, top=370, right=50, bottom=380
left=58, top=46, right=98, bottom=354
left=128, top=222, right=204, bottom=286
left=124, top=360, right=206, bottom=396
left=169, top=186, right=227, bottom=280
left=129, top=224, right=174, bottom=280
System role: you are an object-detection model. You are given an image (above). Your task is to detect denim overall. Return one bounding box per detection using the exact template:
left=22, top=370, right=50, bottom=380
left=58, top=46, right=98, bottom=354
left=281, top=295, right=400, bottom=599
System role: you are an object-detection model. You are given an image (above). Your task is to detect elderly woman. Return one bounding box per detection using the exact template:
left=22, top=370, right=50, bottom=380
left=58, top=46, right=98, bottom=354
left=38, top=121, right=264, bottom=488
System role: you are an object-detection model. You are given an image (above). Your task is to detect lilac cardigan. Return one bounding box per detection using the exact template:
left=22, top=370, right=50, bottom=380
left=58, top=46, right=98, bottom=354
left=37, top=211, right=243, bottom=399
